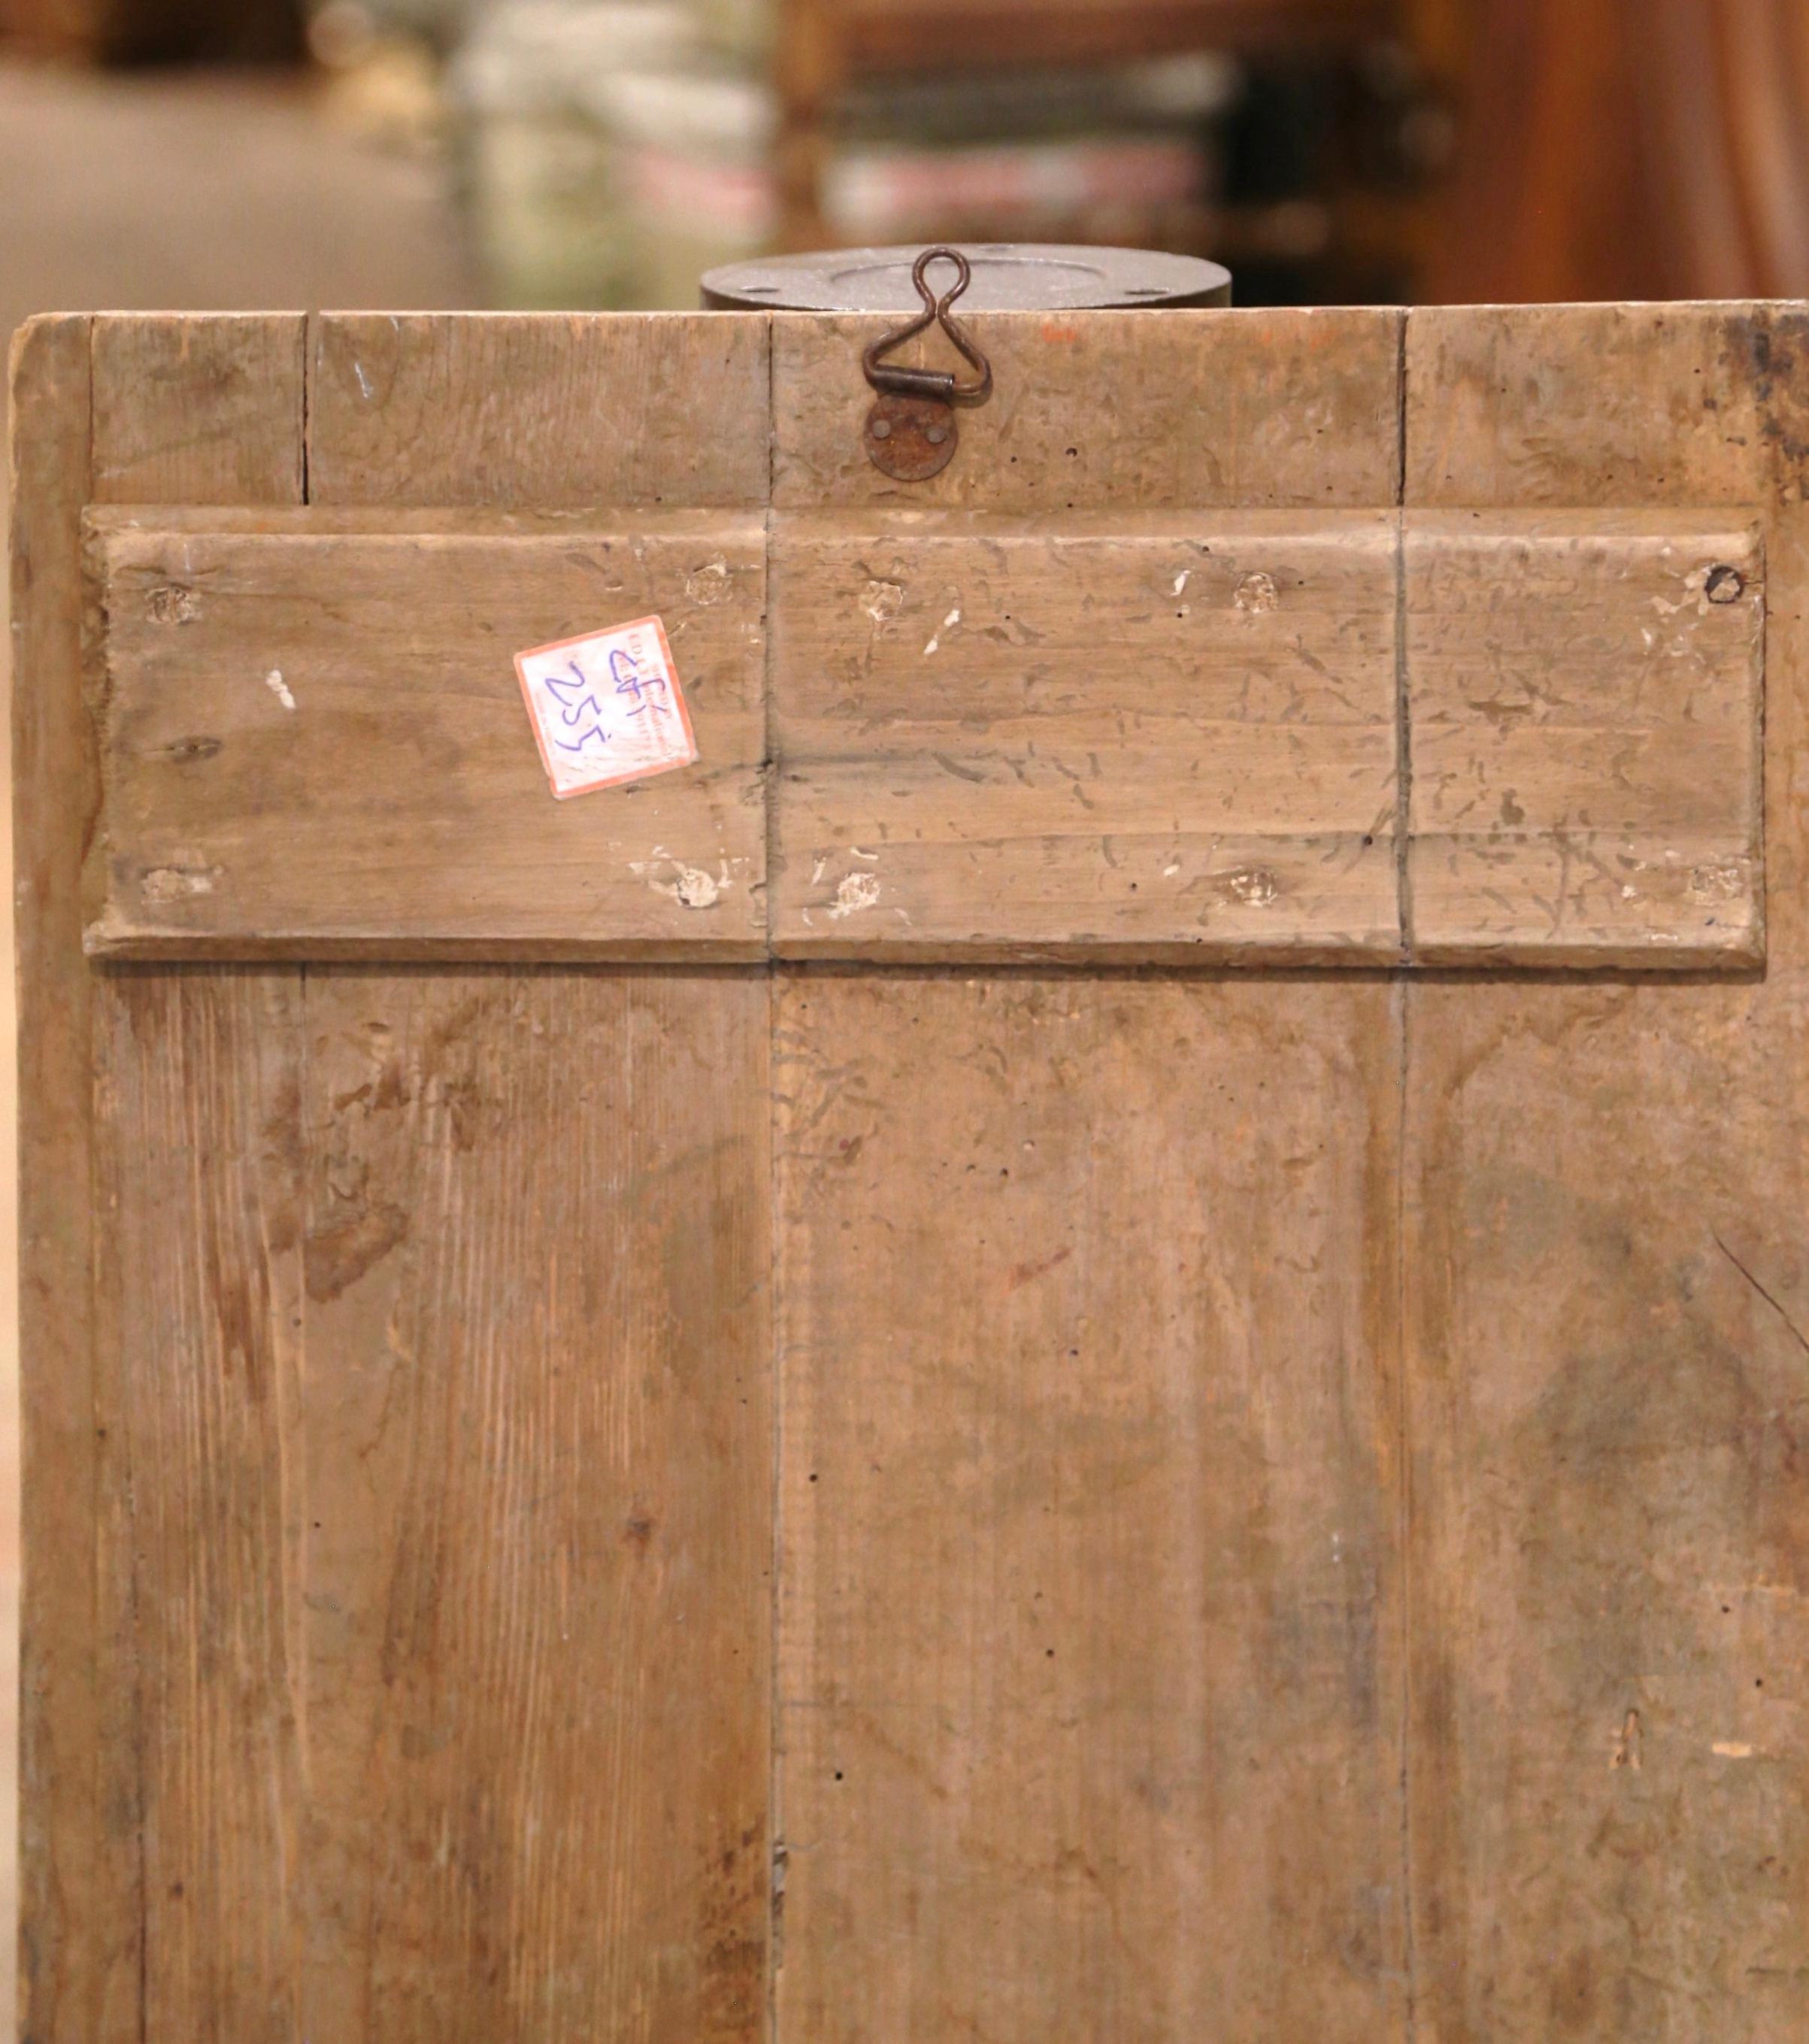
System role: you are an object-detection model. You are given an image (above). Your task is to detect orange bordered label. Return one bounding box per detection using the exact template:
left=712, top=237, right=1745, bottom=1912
left=515, top=615, right=699, bottom=799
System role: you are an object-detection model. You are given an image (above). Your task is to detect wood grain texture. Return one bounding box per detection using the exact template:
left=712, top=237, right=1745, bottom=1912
left=10, top=313, right=111, bottom=2044
left=299, top=969, right=771, bottom=2043
left=92, top=968, right=305, bottom=2043
left=1403, top=302, right=1809, bottom=2042
left=1407, top=511, right=1765, bottom=966
left=84, top=508, right=768, bottom=958
left=773, top=973, right=1407, bottom=2044
left=299, top=314, right=773, bottom=2039
left=770, top=509, right=1401, bottom=962
left=772, top=307, right=1404, bottom=511
left=769, top=299, right=1413, bottom=2044
left=92, top=314, right=305, bottom=507
left=310, top=314, right=771, bottom=509
left=84, top=311, right=309, bottom=2044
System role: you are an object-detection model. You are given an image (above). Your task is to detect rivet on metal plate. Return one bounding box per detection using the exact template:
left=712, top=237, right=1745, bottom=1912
left=862, top=246, right=994, bottom=482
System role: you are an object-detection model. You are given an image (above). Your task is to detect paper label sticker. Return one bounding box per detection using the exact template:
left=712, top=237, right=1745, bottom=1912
left=515, top=616, right=699, bottom=799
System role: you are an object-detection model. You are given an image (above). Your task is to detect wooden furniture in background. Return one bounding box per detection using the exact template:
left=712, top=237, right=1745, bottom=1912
left=1426, top=0, right=1809, bottom=300
left=0, top=0, right=300, bottom=61
left=775, top=0, right=1401, bottom=268
left=14, top=302, right=1807, bottom=2040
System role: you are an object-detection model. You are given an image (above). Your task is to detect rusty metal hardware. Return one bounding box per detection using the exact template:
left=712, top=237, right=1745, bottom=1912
left=862, top=247, right=993, bottom=481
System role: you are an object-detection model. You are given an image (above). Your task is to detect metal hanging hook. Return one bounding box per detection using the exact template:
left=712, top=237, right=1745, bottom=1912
left=863, top=247, right=995, bottom=406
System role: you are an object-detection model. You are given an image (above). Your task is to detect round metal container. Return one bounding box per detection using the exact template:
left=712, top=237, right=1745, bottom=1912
left=700, top=243, right=1232, bottom=313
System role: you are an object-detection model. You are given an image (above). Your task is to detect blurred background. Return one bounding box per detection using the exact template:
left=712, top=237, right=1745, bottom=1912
left=0, top=0, right=1806, bottom=2033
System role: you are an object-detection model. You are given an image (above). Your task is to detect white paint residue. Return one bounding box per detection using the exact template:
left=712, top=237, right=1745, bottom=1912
left=923, top=606, right=962, bottom=657
left=811, top=856, right=829, bottom=885
left=686, top=558, right=732, bottom=606
left=849, top=847, right=879, bottom=863
left=141, top=866, right=219, bottom=902
left=1171, top=570, right=1191, bottom=596
left=826, top=872, right=882, bottom=919
left=1713, top=1742, right=1756, bottom=1759
left=353, top=359, right=374, bottom=402
left=1690, top=860, right=1744, bottom=902
left=1225, top=866, right=1279, bottom=906
left=861, top=579, right=904, bottom=625
left=147, top=582, right=199, bottom=626
left=632, top=854, right=730, bottom=911
left=265, top=669, right=298, bottom=711
left=671, top=867, right=720, bottom=908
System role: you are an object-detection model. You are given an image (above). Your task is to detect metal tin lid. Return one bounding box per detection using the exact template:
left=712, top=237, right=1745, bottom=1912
left=700, top=243, right=1232, bottom=312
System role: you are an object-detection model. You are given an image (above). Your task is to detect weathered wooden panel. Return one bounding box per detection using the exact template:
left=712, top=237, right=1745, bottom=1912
left=770, top=509, right=1401, bottom=962
left=310, top=314, right=771, bottom=509
left=84, top=509, right=767, bottom=959
left=298, top=309, right=774, bottom=2039
left=21, top=299, right=1809, bottom=2044
left=11, top=312, right=112, bottom=2044
left=83, top=312, right=311, bottom=2044
left=774, top=973, right=1407, bottom=2043
left=299, top=969, right=771, bottom=2043
left=92, top=969, right=305, bottom=2042
left=92, top=314, right=305, bottom=507
left=771, top=302, right=1411, bottom=2042
left=772, top=307, right=1405, bottom=511
left=1407, top=511, right=1765, bottom=965
left=1403, top=302, right=1809, bottom=2043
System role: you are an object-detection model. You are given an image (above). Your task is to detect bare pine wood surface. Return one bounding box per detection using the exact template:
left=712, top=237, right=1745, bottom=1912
left=91, top=967, right=305, bottom=2042
left=85, top=508, right=768, bottom=958
left=299, top=969, right=771, bottom=2042
left=772, top=307, right=1404, bottom=512
left=11, top=312, right=108, bottom=2044
left=1403, top=302, right=1809, bottom=2042
left=84, top=312, right=310, bottom=2043
left=300, top=327, right=774, bottom=2039
left=1407, top=510, right=1765, bottom=965
left=91, top=314, right=305, bottom=508
left=773, top=972, right=1408, bottom=2042
left=18, top=302, right=1809, bottom=2044
left=769, top=508, right=1400, bottom=961
left=310, top=314, right=771, bottom=510
left=770, top=305, right=1410, bottom=2042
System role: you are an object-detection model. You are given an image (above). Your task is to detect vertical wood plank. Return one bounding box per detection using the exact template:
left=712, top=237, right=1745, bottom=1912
left=91, top=969, right=306, bottom=2042
left=303, top=313, right=773, bottom=2035
left=771, top=303, right=1410, bottom=2042
left=92, top=314, right=305, bottom=506
left=773, top=973, right=1407, bottom=2042
left=298, top=970, right=771, bottom=2042
left=1403, top=303, right=1809, bottom=2042
left=11, top=313, right=110, bottom=2044
left=87, top=312, right=309, bottom=2042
